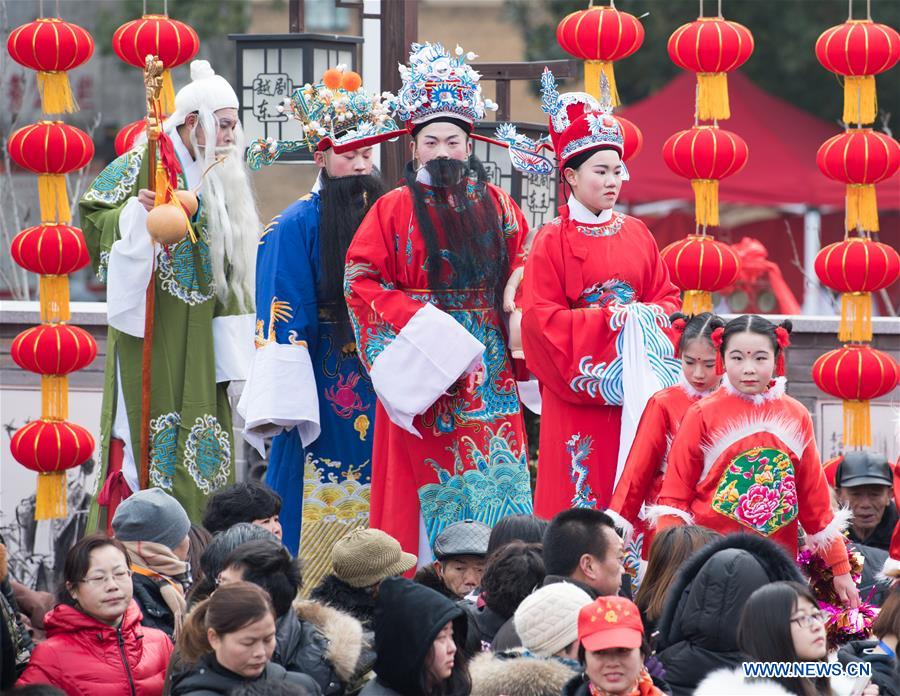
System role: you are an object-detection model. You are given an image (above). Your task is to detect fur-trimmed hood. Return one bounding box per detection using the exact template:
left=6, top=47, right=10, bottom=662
left=310, top=574, right=377, bottom=630
left=293, top=598, right=365, bottom=685
left=470, top=650, right=579, bottom=696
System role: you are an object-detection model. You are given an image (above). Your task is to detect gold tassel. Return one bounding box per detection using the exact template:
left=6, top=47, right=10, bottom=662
left=37, top=174, right=71, bottom=224
left=160, top=69, right=176, bottom=114
left=846, top=184, right=879, bottom=232
left=37, top=71, right=77, bottom=115
left=39, top=275, right=70, bottom=323
left=35, top=471, right=68, bottom=520
left=843, top=399, right=871, bottom=448
left=843, top=75, right=877, bottom=125
left=683, top=289, right=714, bottom=314
left=41, top=375, right=69, bottom=421
left=155, top=164, right=170, bottom=206
left=697, top=72, right=730, bottom=121
left=584, top=60, right=620, bottom=106
left=691, top=179, right=719, bottom=227
left=839, top=292, right=872, bottom=342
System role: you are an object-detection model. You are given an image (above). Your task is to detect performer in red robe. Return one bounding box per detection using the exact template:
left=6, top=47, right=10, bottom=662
left=885, top=454, right=900, bottom=581
left=653, top=315, right=859, bottom=606
left=344, top=43, right=533, bottom=561
left=521, top=70, right=681, bottom=518
left=607, top=312, right=724, bottom=558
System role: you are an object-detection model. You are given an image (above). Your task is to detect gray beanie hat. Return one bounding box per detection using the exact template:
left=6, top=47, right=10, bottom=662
left=514, top=582, right=593, bottom=657
left=112, top=488, right=191, bottom=550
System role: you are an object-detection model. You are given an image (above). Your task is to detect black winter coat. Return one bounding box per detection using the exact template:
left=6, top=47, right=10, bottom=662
left=654, top=533, right=805, bottom=696
left=170, top=653, right=319, bottom=695
left=131, top=572, right=178, bottom=639
left=310, top=574, right=377, bottom=632
left=837, top=639, right=899, bottom=696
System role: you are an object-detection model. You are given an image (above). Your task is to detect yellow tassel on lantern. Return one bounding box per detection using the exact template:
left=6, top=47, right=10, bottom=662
left=846, top=184, right=879, bottom=232
left=36, top=71, right=77, bottom=115
left=843, top=399, right=871, bottom=448
left=691, top=179, right=719, bottom=227
left=160, top=69, right=176, bottom=114
left=35, top=470, right=68, bottom=520
left=37, top=174, right=71, bottom=223
left=682, top=289, right=714, bottom=314
left=697, top=73, right=730, bottom=121
left=839, top=292, right=873, bottom=342
left=41, top=375, right=69, bottom=421
left=39, top=275, right=71, bottom=323
left=843, top=75, right=877, bottom=125
left=584, top=60, right=620, bottom=106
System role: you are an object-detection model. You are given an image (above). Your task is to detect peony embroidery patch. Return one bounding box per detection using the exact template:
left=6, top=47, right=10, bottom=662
left=711, top=446, right=798, bottom=536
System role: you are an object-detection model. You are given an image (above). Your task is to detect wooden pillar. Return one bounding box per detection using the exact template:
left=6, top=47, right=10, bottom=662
left=289, top=0, right=305, bottom=33
left=380, top=0, right=418, bottom=184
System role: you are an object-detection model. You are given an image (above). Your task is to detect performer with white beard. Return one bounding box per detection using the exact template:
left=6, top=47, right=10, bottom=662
left=80, top=60, right=260, bottom=526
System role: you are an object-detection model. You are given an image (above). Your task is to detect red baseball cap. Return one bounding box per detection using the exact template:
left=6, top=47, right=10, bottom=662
left=578, top=596, right=644, bottom=652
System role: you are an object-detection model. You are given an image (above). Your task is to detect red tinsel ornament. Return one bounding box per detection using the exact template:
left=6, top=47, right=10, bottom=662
left=774, top=326, right=790, bottom=377
left=711, top=326, right=725, bottom=375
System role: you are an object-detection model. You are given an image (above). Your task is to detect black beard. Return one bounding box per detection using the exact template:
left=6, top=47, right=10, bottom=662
left=405, top=155, right=508, bottom=305
left=318, top=170, right=387, bottom=313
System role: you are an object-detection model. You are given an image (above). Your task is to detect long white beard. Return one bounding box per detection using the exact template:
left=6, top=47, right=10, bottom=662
left=190, top=124, right=259, bottom=313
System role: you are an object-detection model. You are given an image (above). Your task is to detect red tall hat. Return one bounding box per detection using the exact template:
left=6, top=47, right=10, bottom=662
left=540, top=67, right=627, bottom=176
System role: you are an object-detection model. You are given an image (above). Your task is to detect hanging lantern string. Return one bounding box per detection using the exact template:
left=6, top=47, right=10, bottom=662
left=38, top=0, right=43, bottom=18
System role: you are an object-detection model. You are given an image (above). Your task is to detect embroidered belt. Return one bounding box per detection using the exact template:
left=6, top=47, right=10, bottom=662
left=404, top=287, right=496, bottom=311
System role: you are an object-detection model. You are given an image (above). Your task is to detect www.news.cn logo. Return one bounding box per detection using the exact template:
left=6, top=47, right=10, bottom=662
left=742, top=661, right=872, bottom=679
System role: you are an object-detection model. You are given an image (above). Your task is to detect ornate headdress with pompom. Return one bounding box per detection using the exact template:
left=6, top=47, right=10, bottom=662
left=247, top=66, right=402, bottom=169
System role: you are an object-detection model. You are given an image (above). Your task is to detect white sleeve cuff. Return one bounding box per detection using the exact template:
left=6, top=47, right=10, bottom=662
left=516, top=379, right=542, bottom=415
left=369, top=302, right=485, bottom=436
left=237, top=341, right=321, bottom=457
left=213, top=313, right=256, bottom=383
left=805, top=506, right=853, bottom=554
left=107, top=198, right=153, bottom=337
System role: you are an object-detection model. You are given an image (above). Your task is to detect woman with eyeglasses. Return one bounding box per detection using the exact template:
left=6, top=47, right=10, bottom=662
left=17, top=534, right=174, bottom=695
left=695, top=581, right=879, bottom=696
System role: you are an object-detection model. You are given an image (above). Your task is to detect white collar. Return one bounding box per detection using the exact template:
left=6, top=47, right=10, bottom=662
left=415, top=166, right=433, bottom=186
left=567, top=194, right=614, bottom=224
left=311, top=171, right=323, bottom=194
left=677, top=374, right=720, bottom=400
left=723, top=376, right=787, bottom=405
left=169, top=131, right=202, bottom=191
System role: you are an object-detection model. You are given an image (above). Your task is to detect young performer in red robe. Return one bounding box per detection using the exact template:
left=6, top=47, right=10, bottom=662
left=344, top=43, right=533, bottom=562
left=607, top=312, right=724, bottom=559
left=520, top=70, right=681, bottom=518
left=653, top=315, right=860, bottom=607
left=885, top=454, right=900, bottom=581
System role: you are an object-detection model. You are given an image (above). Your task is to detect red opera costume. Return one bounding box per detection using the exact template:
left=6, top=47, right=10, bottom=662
left=653, top=380, right=851, bottom=574
left=609, top=380, right=711, bottom=557
left=521, top=69, right=681, bottom=518
left=344, top=43, right=534, bottom=560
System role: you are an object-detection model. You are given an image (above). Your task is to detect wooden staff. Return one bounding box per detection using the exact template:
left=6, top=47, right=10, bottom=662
left=138, top=56, right=165, bottom=490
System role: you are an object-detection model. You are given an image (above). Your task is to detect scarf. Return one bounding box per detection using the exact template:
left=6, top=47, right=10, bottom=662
left=588, top=668, right=660, bottom=696
left=122, top=540, right=188, bottom=638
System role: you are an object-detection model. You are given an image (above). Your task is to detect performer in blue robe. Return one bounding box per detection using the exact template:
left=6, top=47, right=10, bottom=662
left=238, top=67, right=400, bottom=588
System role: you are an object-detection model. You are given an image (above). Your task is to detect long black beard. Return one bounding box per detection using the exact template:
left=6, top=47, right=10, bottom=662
left=318, top=170, right=387, bottom=312
left=404, top=156, right=508, bottom=306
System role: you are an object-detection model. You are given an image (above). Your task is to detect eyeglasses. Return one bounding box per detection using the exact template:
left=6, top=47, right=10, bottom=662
left=790, top=611, right=828, bottom=629
left=80, top=570, right=133, bottom=587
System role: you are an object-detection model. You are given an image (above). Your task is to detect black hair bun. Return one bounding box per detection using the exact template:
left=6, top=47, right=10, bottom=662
left=779, top=319, right=794, bottom=334
left=669, top=311, right=688, bottom=323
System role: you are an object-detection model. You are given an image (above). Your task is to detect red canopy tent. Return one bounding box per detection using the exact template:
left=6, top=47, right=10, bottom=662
left=617, top=71, right=900, bottom=210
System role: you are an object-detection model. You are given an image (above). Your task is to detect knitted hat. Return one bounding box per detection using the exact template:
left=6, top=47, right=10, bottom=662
left=166, top=60, right=239, bottom=128
left=514, top=582, right=593, bottom=657
left=332, top=528, right=417, bottom=588
left=112, top=488, right=191, bottom=551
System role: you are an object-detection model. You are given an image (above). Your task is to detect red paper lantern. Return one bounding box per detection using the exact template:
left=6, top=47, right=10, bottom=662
left=11, top=225, right=90, bottom=276
left=816, top=20, right=900, bottom=125
left=813, top=345, right=900, bottom=447
left=115, top=119, right=150, bottom=156
left=814, top=237, right=900, bottom=342
left=816, top=129, right=900, bottom=233
left=7, top=122, right=94, bottom=223
left=556, top=5, right=644, bottom=105
left=112, top=14, right=199, bottom=113
left=615, top=115, right=643, bottom=161
left=662, top=126, right=749, bottom=227
left=668, top=17, right=755, bottom=120
left=9, top=419, right=95, bottom=518
left=7, top=18, right=94, bottom=114
left=661, top=235, right=741, bottom=313
left=11, top=324, right=97, bottom=375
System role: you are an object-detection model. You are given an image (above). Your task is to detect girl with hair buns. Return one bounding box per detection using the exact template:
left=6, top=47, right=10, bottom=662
left=652, top=315, right=859, bottom=607
left=608, top=313, right=724, bottom=558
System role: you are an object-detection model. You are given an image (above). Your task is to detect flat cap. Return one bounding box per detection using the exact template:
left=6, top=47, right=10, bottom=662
left=432, top=519, right=491, bottom=560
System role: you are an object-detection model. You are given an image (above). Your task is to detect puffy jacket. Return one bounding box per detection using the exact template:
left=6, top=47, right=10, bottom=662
left=837, top=639, right=899, bottom=696
left=655, top=534, right=805, bottom=696
left=469, top=650, right=578, bottom=696
left=170, top=652, right=319, bottom=695
left=17, top=601, right=173, bottom=696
